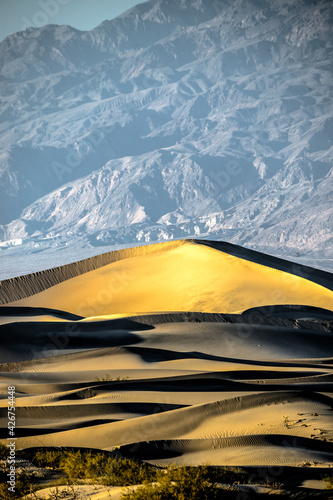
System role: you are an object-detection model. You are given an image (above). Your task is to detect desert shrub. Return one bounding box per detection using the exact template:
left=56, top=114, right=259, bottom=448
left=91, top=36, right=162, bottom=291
left=102, top=457, right=157, bottom=486
left=60, top=451, right=154, bottom=485
left=60, top=450, right=86, bottom=483
left=0, top=443, right=9, bottom=476
left=34, top=449, right=63, bottom=470
left=33, top=449, right=102, bottom=483
left=0, top=483, right=11, bottom=500
left=0, top=468, right=33, bottom=499
left=324, top=475, right=333, bottom=489
left=31, top=448, right=156, bottom=486
left=95, top=374, right=113, bottom=382
left=95, top=375, right=129, bottom=382
left=0, top=443, right=9, bottom=460
left=83, top=451, right=106, bottom=483
left=122, top=465, right=230, bottom=500
left=2, top=447, right=250, bottom=499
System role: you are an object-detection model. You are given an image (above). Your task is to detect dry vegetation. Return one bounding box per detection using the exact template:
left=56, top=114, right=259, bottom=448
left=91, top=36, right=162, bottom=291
left=0, top=445, right=332, bottom=499
left=0, top=446, right=248, bottom=499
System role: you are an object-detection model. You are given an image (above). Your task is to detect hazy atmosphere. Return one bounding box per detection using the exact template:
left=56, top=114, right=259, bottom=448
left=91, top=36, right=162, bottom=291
left=0, top=0, right=145, bottom=42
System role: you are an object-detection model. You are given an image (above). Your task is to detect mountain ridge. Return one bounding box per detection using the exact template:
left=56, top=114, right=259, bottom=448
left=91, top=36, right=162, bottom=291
left=0, top=0, right=332, bottom=276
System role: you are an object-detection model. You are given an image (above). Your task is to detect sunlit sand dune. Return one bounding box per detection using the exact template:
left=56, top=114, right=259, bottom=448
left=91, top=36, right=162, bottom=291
left=1, top=240, right=332, bottom=316
left=0, top=240, right=333, bottom=488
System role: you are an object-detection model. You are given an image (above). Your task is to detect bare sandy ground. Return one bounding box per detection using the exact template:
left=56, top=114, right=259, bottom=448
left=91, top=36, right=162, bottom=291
left=0, top=240, right=332, bottom=489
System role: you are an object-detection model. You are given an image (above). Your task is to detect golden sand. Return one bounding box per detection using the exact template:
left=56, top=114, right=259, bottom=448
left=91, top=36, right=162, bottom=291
left=7, top=240, right=333, bottom=317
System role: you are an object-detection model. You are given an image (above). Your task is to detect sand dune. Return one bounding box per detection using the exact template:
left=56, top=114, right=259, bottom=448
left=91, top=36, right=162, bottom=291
left=2, top=240, right=332, bottom=316
left=0, top=241, right=185, bottom=304
left=0, top=240, right=333, bottom=485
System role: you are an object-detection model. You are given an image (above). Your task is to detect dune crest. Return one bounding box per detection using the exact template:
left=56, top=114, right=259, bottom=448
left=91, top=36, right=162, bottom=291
left=1, top=240, right=332, bottom=317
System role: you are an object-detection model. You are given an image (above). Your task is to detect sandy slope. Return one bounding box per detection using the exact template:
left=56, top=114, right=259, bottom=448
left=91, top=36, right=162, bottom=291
left=0, top=240, right=333, bottom=479
left=2, top=240, right=333, bottom=316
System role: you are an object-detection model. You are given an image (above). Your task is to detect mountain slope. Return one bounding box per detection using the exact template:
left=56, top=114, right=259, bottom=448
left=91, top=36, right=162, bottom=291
left=0, top=0, right=332, bottom=276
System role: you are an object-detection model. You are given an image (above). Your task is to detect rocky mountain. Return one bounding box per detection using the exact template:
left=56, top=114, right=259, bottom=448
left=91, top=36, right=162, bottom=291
left=0, top=0, right=332, bottom=277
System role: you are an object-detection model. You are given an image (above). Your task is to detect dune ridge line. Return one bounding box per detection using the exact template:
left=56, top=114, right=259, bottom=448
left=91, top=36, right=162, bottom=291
left=0, top=239, right=188, bottom=304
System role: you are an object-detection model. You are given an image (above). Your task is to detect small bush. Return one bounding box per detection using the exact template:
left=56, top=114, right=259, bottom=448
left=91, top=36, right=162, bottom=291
left=95, top=375, right=129, bottom=382
left=0, top=468, right=33, bottom=499
left=102, top=457, right=157, bottom=486
left=0, top=443, right=9, bottom=460
left=324, top=475, right=333, bottom=489
left=95, top=374, right=113, bottom=382
left=2, top=448, right=248, bottom=499
left=60, top=450, right=86, bottom=483
left=29, top=448, right=157, bottom=487
left=34, top=449, right=63, bottom=470
left=122, top=465, right=230, bottom=500
left=83, top=451, right=106, bottom=483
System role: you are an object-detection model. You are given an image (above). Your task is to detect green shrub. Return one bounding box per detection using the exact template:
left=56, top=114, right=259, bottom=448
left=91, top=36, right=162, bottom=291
left=30, top=448, right=157, bottom=487
left=122, top=465, right=229, bottom=500
left=324, top=475, right=333, bottom=489
left=60, top=450, right=86, bottom=483
left=95, top=375, right=129, bottom=382
left=3, top=447, right=249, bottom=499
left=95, top=374, right=113, bottom=382
left=0, top=483, right=11, bottom=500
left=102, top=457, right=157, bottom=486
left=83, top=451, right=106, bottom=483
left=34, top=449, right=63, bottom=470
left=0, top=468, right=33, bottom=499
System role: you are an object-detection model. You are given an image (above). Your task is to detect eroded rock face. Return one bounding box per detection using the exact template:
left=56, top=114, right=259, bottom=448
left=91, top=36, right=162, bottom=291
left=0, top=0, right=332, bottom=276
